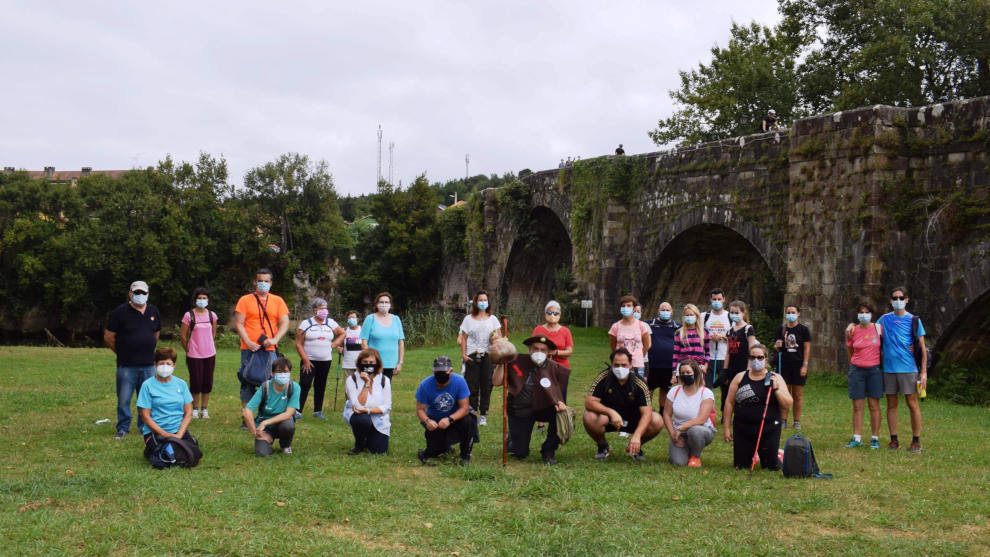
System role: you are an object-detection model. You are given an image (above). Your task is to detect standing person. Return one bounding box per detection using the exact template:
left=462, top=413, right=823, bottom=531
left=234, top=269, right=291, bottom=424
left=137, top=347, right=195, bottom=465
left=342, top=348, right=392, bottom=455
left=723, top=344, right=792, bottom=470
left=646, top=301, right=680, bottom=402
left=340, top=310, right=363, bottom=375
left=762, top=109, right=781, bottom=132
left=877, top=286, right=927, bottom=453
left=773, top=305, right=812, bottom=430
left=608, top=295, right=651, bottom=379
left=494, top=335, right=570, bottom=465
left=701, top=288, right=730, bottom=385
left=179, top=287, right=217, bottom=419
left=673, top=304, right=709, bottom=383
left=361, top=292, right=405, bottom=380
left=663, top=360, right=717, bottom=467
left=844, top=303, right=883, bottom=449
left=458, top=290, right=502, bottom=426
left=583, top=348, right=663, bottom=461
left=615, top=144, right=625, bottom=155
left=104, top=280, right=161, bottom=440
left=415, top=356, right=475, bottom=466
left=721, top=300, right=757, bottom=416
left=294, top=297, right=345, bottom=420
left=242, top=357, right=300, bottom=457
left=532, top=299, right=574, bottom=401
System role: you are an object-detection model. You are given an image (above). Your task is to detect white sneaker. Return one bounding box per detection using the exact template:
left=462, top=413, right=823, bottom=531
left=200, top=409, right=210, bottom=419
left=618, top=431, right=630, bottom=437
left=478, top=415, right=487, bottom=426
left=192, top=409, right=200, bottom=419
left=282, top=447, right=293, bottom=455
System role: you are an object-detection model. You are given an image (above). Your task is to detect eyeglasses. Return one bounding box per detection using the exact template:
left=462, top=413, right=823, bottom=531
left=891, top=296, right=906, bottom=301
left=545, top=311, right=560, bottom=316
left=750, top=355, right=767, bottom=360
left=131, top=290, right=148, bottom=296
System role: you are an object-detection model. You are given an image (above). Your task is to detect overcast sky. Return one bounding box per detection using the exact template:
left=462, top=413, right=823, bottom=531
left=1, top=1, right=779, bottom=196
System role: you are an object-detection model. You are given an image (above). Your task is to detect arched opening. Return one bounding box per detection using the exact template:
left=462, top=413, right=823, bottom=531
left=935, top=287, right=990, bottom=364
left=642, top=224, right=783, bottom=334
left=500, top=207, right=572, bottom=323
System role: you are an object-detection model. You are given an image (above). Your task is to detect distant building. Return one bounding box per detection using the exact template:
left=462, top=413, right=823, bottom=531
left=9, top=166, right=129, bottom=186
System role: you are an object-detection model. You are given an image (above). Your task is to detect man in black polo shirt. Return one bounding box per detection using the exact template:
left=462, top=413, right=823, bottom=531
left=583, top=348, right=663, bottom=461
left=104, top=280, right=161, bottom=439
left=646, top=301, right=680, bottom=401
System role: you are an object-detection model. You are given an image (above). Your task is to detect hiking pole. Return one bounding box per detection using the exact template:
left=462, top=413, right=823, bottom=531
left=502, top=315, right=509, bottom=468
left=332, top=357, right=342, bottom=412
left=750, top=369, right=776, bottom=473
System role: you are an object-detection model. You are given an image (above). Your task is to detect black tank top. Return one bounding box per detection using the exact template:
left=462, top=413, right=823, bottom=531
left=733, top=371, right=780, bottom=425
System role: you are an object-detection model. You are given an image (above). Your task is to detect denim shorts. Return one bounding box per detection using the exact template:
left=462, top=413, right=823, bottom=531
left=848, top=364, right=882, bottom=399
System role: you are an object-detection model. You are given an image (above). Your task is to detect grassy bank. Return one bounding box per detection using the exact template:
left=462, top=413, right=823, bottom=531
left=1, top=327, right=988, bottom=555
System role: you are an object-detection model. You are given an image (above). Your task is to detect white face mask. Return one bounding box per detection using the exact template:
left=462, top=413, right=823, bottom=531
left=155, top=364, right=174, bottom=378
left=530, top=352, right=547, bottom=366
left=378, top=302, right=391, bottom=313
left=750, top=359, right=766, bottom=372
left=892, top=300, right=907, bottom=311
left=612, top=366, right=630, bottom=380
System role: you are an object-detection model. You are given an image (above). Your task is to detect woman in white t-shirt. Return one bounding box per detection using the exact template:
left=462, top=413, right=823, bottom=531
left=663, top=359, right=717, bottom=467
left=293, top=298, right=345, bottom=419
left=457, top=290, right=502, bottom=426
left=340, top=310, right=363, bottom=373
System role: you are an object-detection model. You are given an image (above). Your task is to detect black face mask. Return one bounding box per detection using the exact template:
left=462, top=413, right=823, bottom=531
left=434, top=370, right=450, bottom=384
left=680, top=374, right=696, bottom=386
left=360, top=364, right=376, bottom=374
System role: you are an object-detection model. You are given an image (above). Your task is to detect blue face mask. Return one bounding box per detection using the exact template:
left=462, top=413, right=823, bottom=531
left=620, top=307, right=633, bottom=317
left=857, top=313, right=872, bottom=323
left=477, top=301, right=489, bottom=311
left=711, top=300, right=723, bottom=311
left=892, top=300, right=907, bottom=311
left=729, top=313, right=741, bottom=323
left=256, top=281, right=271, bottom=294
left=131, top=293, right=148, bottom=306
left=684, top=315, right=697, bottom=326
left=785, top=313, right=798, bottom=323
left=273, top=372, right=291, bottom=386
left=195, top=299, right=208, bottom=309
left=347, top=317, right=358, bottom=327
left=633, top=312, right=641, bottom=320
left=658, top=310, right=672, bottom=321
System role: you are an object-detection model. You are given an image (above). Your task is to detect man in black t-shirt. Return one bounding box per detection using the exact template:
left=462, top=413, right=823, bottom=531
left=104, top=280, right=161, bottom=439
left=583, top=348, right=663, bottom=461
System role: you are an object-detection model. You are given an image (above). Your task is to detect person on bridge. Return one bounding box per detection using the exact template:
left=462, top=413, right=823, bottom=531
left=774, top=305, right=811, bottom=430
left=646, top=301, right=680, bottom=402
left=583, top=348, right=662, bottom=461
left=615, top=144, right=625, bottom=155
left=673, top=304, right=709, bottom=384
left=843, top=302, right=883, bottom=449
left=721, top=300, right=757, bottom=416
left=609, top=295, right=652, bottom=379
left=877, top=286, right=927, bottom=453
left=702, top=288, right=731, bottom=386
left=762, top=109, right=780, bottom=132
left=457, top=290, right=502, bottom=426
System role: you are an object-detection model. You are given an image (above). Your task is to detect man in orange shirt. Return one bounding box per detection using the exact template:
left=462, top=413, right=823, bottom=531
left=234, top=269, right=291, bottom=423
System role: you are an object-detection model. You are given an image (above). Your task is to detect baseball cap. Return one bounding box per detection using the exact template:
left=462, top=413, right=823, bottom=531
left=432, top=355, right=453, bottom=372
left=129, top=280, right=149, bottom=293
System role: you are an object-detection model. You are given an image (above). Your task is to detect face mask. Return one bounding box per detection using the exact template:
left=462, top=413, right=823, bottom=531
left=434, top=370, right=450, bottom=384
left=785, top=313, right=798, bottom=323
left=530, top=352, right=547, bottom=366
left=195, top=299, right=208, bottom=309
left=316, top=309, right=329, bottom=320
left=729, top=313, right=742, bottom=323
left=680, top=374, right=696, bottom=386
left=659, top=310, right=671, bottom=321
left=360, top=364, right=376, bottom=374
left=476, top=301, right=489, bottom=311
left=684, top=315, right=697, bottom=326
left=274, top=372, right=291, bottom=385
left=857, top=313, right=872, bottom=323
left=131, top=293, right=148, bottom=306
left=347, top=317, right=358, bottom=327
left=612, top=366, right=630, bottom=380
left=155, top=364, right=173, bottom=378
left=620, top=307, right=633, bottom=317
left=378, top=302, right=390, bottom=313
left=750, top=359, right=766, bottom=372
left=256, top=281, right=271, bottom=294
left=892, top=300, right=906, bottom=311
left=711, top=300, right=723, bottom=311
left=633, top=312, right=642, bottom=320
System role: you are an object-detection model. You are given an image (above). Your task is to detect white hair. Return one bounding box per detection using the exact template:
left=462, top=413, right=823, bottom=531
left=544, top=300, right=561, bottom=312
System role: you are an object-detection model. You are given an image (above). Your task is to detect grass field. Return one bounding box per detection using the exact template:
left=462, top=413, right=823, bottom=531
left=2, top=326, right=988, bottom=555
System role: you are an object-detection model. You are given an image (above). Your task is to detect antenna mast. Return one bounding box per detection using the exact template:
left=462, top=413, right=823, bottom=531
left=377, top=124, right=383, bottom=186
left=388, top=141, right=395, bottom=185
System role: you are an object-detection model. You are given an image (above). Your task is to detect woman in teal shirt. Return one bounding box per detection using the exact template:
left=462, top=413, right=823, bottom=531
left=361, top=291, right=405, bottom=380
left=137, top=347, right=194, bottom=463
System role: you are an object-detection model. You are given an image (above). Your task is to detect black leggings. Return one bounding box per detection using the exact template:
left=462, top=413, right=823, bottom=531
left=299, top=360, right=332, bottom=413
left=349, top=413, right=389, bottom=454
left=732, top=418, right=782, bottom=470
left=464, top=354, right=494, bottom=414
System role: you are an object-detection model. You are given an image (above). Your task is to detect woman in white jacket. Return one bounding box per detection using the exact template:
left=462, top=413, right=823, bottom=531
left=342, top=348, right=392, bottom=454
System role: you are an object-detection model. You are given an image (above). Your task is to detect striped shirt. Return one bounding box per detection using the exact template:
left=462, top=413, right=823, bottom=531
left=673, top=328, right=709, bottom=367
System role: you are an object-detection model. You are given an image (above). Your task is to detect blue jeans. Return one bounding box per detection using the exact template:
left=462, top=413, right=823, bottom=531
left=116, top=365, right=154, bottom=433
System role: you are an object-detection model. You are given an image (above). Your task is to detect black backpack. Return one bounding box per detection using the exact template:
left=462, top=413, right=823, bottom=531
left=147, top=433, right=202, bottom=469
left=782, top=433, right=832, bottom=479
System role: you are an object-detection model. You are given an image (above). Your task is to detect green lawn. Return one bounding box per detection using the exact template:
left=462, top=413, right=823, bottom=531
left=1, top=327, right=988, bottom=555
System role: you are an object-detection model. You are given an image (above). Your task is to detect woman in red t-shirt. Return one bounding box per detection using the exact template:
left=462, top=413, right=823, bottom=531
left=843, top=302, right=883, bottom=449
left=532, top=300, right=574, bottom=405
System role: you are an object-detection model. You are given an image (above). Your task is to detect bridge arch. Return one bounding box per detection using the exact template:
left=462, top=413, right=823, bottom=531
left=498, top=205, right=572, bottom=321
left=933, top=286, right=990, bottom=366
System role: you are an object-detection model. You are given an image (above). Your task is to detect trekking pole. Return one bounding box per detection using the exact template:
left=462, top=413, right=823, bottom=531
left=502, top=315, right=509, bottom=468
left=750, top=368, right=776, bottom=473
left=332, top=357, right=342, bottom=412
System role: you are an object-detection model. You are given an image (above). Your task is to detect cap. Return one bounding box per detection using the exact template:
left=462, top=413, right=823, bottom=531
left=522, top=335, right=558, bottom=351
left=129, top=280, right=149, bottom=292
left=432, top=355, right=453, bottom=372
left=768, top=109, right=776, bottom=115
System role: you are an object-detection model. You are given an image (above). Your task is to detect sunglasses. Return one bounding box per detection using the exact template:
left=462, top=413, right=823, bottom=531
left=132, top=290, right=148, bottom=296
left=891, top=296, right=906, bottom=301
left=750, top=355, right=767, bottom=360
left=545, top=311, right=560, bottom=316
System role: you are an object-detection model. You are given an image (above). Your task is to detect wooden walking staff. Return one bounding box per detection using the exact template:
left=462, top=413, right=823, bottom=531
left=488, top=315, right=515, bottom=467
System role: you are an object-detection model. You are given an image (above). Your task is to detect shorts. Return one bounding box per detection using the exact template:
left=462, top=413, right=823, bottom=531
left=604, top=414, right=639, bottom=434
left=848, top=364, right=882, bottom=399
left=647, top=367, right=673, bottom=391
left=884, top=372, right=918, bottom=395
left=780, top=363, right=807, bottom=387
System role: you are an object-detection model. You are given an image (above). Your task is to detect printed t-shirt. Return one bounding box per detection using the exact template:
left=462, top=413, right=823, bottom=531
left=234, top=293, right=289, bottom=351
left=776, top=323, right=811, bottom=370
left=182, top=310, right=218, bottom=359
left=878, top=312, right=925, bottom=373
left=246, top=380, right=301, bottom=424
left=341, top=326, right=363, bottom=369
left=533, top=325, right=574, bottom=368
left=725, top=324, right=755, bottom=371
left=703, top=310, right=730, bottom=361
left=360, top=314, right=405, bottom=368
left=608, top=319, right=651, bottom=368
left=667, top=386, right=716, bottom=431
left=136, top=376, right=193, bottom=435
left=416, top=373, right=470, bottom=421
left=847, top=324, right=882, bottom=367
left=459, top=314, right=501, bottom=354
left=298, top=317, right=340, bottom=362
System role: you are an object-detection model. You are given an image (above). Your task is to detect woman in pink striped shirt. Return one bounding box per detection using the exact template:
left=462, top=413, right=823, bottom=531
left=844, top=302, right=883, bottom=449
left=673, top=304, right=709, bottom=386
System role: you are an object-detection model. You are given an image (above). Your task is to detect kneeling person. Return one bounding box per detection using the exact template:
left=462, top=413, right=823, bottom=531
left=415, top=356, right=475, bottom=466
left=663, top=360, right=717, bottom=467
left=243, top=357, right=300, bottom=456
left=583, top=348, right=663, bottom=461
left=137, top=347, right=195, bottom=465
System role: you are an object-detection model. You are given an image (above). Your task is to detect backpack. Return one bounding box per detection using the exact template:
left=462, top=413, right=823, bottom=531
left=260, top=380, right=295, bottom=414
left=782, top=433, right=832, bottom=479
left=241, top=348, right=273, bottom=387
left=146, top=433, right=202, bottom=469
left=670, top=386, right=718, bottom=429
left=186, top=309, right=215, bottom=329
left=910, top=316, right=932, bottom=373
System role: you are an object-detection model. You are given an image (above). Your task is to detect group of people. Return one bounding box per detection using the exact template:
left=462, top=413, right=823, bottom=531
left=106, top=273, right=928, bottom=469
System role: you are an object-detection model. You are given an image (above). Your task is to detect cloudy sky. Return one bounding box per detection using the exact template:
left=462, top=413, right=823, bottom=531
left=1, top=1, right=779, bottom=196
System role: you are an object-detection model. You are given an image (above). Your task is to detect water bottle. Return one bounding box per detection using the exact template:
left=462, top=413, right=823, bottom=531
left=165, top=443, right=174, bottom=457
left=777, top=448, right=785, bottom=465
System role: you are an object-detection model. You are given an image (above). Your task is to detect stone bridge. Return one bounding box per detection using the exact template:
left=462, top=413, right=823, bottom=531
left=469, top=97, right=990, bottom=371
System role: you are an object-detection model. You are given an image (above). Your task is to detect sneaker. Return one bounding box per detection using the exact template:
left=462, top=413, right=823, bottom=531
left=618, top=431, right=630, bottom=437
left=594, top=445, right=611, bottom=460
left=909, top=442, right=922, bottom=453
left=542, top=455, right=558, bottom=466
left=478, top=415, right=487, bottom=426
left=870, top=438, right=880, bottom=450
left=687, top=456, right=702, bottom=468
left=294, top=411, right=303, bottom=420
left=417, top=449, right=435, bottom=467
left=282, top=447, right=293, bottom=455
left=781, top=419, right=787, bottom=429
left=192, top=409, right=200, bottom=419
left=844, top=438, right=863, bottom=448
left=239, top=424, right=249, bottom=431
left=888, top=439, right=900, bottom=450
left=536, top=422, right=546, bottom=431
left=630, top=451, right=647, bottom=462
left=459, top=455, right=472, bottom=466
left=113, top=430, right=127, bottom=440
left=313, top=411, right=326, bottom=419
left=200, top=408, right=210, bottom=419
left=793, top=421, right=802, bottom=431
left=347, top=448, right=365, bottom=456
